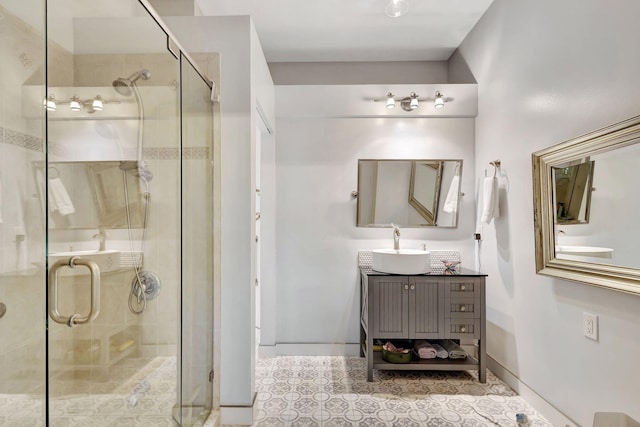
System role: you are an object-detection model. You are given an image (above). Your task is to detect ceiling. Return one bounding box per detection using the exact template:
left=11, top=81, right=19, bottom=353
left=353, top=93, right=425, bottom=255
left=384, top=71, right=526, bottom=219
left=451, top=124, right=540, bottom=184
left=195, top=0, right=495, bottom=62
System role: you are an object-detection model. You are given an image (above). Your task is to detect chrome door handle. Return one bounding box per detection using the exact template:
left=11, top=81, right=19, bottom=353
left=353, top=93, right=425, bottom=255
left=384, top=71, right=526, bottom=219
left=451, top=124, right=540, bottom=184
left=48, top=256, right=101, bottom=328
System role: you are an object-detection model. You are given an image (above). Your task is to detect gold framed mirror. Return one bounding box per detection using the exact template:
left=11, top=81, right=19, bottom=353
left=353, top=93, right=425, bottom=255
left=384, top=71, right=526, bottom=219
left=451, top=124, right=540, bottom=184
left=533, top=115, right=640, bottom=294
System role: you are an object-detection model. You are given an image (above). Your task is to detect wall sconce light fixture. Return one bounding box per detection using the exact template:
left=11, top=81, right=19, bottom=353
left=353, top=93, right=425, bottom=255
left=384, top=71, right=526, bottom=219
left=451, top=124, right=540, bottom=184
left=386, top=93, right=396, bottom=109
left=69, top=96, right=82, bottom=112
left=44, top=94, right=119, bottom=113
left=43, top=94, right=57, bottom=111
left=376, top=91, right=451, bottom=111
left=434, top=91, right=445, bottom=109
left=92, top=95, right=104, bottom=111
left=377, top=92, right=423, bottom=112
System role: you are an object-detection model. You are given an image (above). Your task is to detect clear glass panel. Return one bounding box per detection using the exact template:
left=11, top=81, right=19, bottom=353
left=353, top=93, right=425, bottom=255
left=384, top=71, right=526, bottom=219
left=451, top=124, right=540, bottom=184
left=45, top=0, right=181, bottom=424
left=180, top=53, right=214, bottom=426
left=0, top=0, right=47, bottom=425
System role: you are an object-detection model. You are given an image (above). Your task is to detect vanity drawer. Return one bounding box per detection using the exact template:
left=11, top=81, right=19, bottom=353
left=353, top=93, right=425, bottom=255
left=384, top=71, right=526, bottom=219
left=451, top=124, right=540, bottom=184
left=444, top=298, right=480, bottom=319
left=445, top=278, right=481, bottom=299
left=445, top=318, right=480, bottom=339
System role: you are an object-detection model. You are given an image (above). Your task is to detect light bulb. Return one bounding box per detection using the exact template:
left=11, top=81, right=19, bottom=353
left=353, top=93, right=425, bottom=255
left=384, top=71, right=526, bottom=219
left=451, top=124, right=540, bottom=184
left=43, top=94, right=56, bottom=111
left=434, top=92, right=445, bottom=109
left=385, top=0, right=409, bottom=18
left=410, top=93, right=419, bottom=110
left=386, top=93, right=395, bottom=109
left=92, top=95, right=104, bottom=111
left=69, top=96, right=81, bottom=112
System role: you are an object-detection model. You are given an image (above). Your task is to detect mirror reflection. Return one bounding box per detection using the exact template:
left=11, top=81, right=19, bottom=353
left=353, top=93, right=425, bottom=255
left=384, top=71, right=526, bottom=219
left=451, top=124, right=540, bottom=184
left=34, top=161, right=147, bottom=229
left=357, top=159, right=462, bottom=227
left=533, top=115, right=640, bottom=294
left=553, top=160, right=594, bottom=224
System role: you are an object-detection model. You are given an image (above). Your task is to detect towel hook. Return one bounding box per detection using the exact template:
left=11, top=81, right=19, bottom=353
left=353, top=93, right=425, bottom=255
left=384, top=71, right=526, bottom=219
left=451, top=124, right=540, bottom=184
left=489, top=160, right=501, bottom=177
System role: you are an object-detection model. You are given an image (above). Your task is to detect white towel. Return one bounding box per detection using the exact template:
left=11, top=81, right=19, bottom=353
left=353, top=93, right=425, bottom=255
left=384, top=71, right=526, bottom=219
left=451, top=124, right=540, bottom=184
left=442, top=175, right=460, bottom=213
left=480, top=176, right=499, bottom=224
left=48, top=177, right=75, bottom=216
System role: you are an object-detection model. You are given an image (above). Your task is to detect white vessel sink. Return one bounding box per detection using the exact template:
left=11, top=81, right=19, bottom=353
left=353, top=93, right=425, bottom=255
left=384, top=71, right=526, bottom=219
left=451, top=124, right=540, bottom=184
left=49, top=250, right=121, bottom=275
left=555, top=245, right=613, bottom=258
left=371, top=249, right=431, bottom=275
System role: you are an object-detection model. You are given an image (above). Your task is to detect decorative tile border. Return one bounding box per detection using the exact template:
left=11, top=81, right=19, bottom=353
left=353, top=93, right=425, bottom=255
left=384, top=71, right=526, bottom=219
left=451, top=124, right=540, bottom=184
left=0, top=128, right=209, bottom=161
left=143, top=146, right=210, bottom=160
left=0, top=126, right=43, bottom=152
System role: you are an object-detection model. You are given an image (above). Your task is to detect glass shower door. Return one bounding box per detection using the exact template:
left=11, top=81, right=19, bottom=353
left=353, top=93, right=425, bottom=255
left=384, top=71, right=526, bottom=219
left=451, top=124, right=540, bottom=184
left=45, top=0, right=183, bottom=425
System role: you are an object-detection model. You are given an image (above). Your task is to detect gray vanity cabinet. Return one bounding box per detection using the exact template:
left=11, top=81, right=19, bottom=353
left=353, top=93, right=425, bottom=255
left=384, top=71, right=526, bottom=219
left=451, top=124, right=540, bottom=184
left=371, top=276, right=441, bottom=340
left=361, top=269, right=487, bottom=382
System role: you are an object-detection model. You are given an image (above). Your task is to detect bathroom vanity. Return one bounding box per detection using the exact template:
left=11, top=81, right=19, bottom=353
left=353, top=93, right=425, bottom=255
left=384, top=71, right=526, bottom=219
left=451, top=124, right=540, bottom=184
left=360, top=267, right=487, bottom=382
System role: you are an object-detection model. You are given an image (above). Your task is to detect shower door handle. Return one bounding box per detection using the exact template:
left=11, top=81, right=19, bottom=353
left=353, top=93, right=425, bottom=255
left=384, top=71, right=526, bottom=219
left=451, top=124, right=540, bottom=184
left=48, top=257, right=101, bottom=327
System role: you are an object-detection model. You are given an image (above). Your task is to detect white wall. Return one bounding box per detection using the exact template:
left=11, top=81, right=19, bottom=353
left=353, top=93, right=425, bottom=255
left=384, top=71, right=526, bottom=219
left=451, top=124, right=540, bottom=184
left=163, top=15, right=275, bottom=424
left=269, top=61, right=449, bottom=85
left=273, top=114, right=476, bottom=345
left=453, top=0, right=640, bottom=425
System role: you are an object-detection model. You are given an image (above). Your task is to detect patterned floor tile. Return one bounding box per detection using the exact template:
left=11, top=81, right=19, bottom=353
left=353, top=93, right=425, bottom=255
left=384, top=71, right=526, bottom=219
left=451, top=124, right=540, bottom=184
left=251, top=355, right=553, bottom=427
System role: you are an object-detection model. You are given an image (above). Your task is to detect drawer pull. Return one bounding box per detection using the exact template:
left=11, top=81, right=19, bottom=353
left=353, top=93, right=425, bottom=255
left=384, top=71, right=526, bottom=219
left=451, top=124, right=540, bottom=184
left=460, top=327, right=466, bottom=333
left=460, top=285, right=466, bottom=291
left=410, top=285, right=415, bottom=290
left=404, top=284, right=409, bottom=290
left=460, top=306, right=466, bottom=312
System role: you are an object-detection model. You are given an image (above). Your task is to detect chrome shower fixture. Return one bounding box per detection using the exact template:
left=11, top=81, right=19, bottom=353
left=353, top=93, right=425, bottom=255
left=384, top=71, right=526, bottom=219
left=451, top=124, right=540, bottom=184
left=112, top=69, right=151, bottom=96
left=119, top=160, right=153, bottom=182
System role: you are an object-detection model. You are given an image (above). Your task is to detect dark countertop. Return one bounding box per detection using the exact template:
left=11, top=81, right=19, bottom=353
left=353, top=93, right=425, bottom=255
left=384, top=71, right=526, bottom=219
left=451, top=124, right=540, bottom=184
left=360, top=266, right=487, bottom=277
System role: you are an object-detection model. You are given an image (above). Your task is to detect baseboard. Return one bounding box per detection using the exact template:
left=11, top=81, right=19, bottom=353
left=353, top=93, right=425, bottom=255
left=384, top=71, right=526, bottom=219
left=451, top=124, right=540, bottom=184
left=487, top=356, right=579, bottom=427
left=258, top=343, right=360, bottom=357
left=219, top=405, right=254, bottom=426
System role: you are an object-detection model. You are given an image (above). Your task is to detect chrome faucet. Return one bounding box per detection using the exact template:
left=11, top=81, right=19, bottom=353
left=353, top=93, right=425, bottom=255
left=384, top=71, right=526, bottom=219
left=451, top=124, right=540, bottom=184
left=392, top=224, right=400, bottom=251
left=93, top=228, right=106, bottom=252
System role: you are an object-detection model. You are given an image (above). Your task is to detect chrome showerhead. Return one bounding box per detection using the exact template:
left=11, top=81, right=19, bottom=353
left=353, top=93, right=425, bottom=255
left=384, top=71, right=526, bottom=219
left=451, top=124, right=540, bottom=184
left=112, top=69, right=151, bottom=96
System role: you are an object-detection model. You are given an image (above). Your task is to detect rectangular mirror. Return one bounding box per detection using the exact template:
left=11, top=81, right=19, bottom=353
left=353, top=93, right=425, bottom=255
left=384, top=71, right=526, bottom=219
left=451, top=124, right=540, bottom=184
left=533, top=115, right=640, bottom=294
left=34, top=161, right=146, bottom=229
left=357, top=159, right=462, bottom=227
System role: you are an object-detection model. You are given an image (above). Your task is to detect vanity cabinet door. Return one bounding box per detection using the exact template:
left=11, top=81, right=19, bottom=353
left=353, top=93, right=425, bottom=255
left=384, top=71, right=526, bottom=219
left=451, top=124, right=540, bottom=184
left=409, top=277, right=443, bottom=339
left=371, top=276, right=409, bottom=339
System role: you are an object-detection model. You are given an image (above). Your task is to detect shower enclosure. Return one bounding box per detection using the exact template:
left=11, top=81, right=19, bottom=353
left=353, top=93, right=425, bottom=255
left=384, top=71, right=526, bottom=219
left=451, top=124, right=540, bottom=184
left=0, top=0, right=215, bottom=425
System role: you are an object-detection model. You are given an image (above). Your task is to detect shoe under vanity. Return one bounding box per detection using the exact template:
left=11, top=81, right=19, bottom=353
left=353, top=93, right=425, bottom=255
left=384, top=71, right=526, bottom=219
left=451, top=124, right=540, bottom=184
left=359, top=263, right=487, bottom=382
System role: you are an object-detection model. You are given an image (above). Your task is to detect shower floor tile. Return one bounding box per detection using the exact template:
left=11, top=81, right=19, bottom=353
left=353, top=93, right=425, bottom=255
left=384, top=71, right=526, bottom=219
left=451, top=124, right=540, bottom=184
left=1, top=357, right=181, bottom=426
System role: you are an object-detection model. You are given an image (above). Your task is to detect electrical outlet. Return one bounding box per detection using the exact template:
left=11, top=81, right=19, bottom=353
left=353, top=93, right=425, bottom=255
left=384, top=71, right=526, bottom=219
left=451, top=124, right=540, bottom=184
left=583, top=312, right=598, bottom=341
